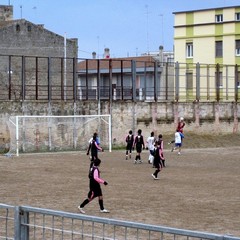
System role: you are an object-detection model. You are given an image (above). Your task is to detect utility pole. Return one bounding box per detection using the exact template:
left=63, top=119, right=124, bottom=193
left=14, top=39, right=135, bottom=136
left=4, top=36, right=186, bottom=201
left=20, top=5, right=23, bottom=19
left=145, top=5, right=150, bottom=55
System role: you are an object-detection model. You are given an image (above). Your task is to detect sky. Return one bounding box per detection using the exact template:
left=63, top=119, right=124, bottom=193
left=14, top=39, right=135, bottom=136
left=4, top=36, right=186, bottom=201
left=4, top=0, right=240, bottom=58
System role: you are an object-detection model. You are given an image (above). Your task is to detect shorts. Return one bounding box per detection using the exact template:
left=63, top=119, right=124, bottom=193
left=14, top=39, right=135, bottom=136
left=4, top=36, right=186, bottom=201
left=126, top=143, right=133, bottom=152
left=88, top=186, right=102, bottom=200
left=175, top=143, right=182, bottom=147
left=136, top=145, right=142, bottom=153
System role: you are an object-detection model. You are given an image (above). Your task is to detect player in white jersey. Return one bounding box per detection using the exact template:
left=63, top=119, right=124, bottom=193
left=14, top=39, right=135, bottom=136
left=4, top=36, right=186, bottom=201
left=146, top=131, right=155, bottom=164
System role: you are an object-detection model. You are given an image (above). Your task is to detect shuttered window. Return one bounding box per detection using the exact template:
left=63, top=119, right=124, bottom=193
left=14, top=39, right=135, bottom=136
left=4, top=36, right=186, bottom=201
left=236, top=40, right=240, bottom=56
left=215, top=41, right=222, bottom=57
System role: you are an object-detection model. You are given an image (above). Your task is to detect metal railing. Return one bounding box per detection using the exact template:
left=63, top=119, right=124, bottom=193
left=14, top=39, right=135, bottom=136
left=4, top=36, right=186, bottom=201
left=1, top=204, right=240, bottom=240
left=0, top=54, right=239, bottom=102
left=0, top=204, right=15, bottom=240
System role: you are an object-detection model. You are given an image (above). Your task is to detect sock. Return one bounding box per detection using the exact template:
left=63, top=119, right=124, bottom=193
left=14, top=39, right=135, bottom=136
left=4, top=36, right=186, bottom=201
left=154, top=169, right=160, bottom=177
left=80, top=199, right=89, bottom=208
left=99, top=199, right=104, bottom=210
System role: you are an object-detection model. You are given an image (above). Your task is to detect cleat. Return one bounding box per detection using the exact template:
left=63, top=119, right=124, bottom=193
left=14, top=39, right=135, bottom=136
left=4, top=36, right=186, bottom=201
left=152, top=174, right=159, bottom=180
left=152, top=174, right=156, bottom=179
left=78, top=206, right=85, bottom=214
left=100, top=209, right=110, bottom=213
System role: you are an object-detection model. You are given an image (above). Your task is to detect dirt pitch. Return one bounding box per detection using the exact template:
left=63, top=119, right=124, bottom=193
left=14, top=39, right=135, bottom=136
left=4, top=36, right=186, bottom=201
left=0, top=138, right=240, bottom=237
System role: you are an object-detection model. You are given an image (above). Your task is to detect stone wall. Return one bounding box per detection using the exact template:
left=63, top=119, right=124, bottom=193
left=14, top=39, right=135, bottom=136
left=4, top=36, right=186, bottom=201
left=0, top=100, right=239, bottom=150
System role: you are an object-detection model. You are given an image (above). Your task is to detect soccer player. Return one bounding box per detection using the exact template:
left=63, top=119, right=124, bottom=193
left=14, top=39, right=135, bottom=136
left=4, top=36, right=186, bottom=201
left=87, top=133, right=104, bottom=167
left=78, top=158, right=109, bottom=214
left=146, top=131, right=155, bottom=164
left=173, top=130, right=184, bottom=155
left=177, top=117, right=185, bottom=134
left=152, top=138, right=164, bottom=180
left=125, top=130, right=134, bottom=160
left=133, top=129, right=145, bottom=164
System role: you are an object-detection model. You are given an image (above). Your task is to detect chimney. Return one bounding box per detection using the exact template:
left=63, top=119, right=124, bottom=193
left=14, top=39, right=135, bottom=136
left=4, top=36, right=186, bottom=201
left=92, top=52, right=97, bottom=59
left=159, top=45, right=164, bottom=65
left=104, top=48, right=110, bottom=59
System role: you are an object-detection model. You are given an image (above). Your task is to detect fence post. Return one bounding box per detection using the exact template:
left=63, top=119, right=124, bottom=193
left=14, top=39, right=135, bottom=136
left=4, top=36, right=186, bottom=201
left=165, top=62, right=169, bottom=100
left=154, top=61, right=158, bottom=102
left=61, top=58, right=64, bottom=100
left=175, top=61, right=179, bottom=102
left=207, top=64, right=210, bottom=100
left=121, top=60, right=124, bottom=100
left=21, top=56, right=25, bottom=101
left=73, top=57, right=77, bottom=102
left=109, top=59, right=113, bottom=101
left=131, top=60, right=136, bottom=101
left=14, top=207, right=20, bottom=240
left=8, top=55, right=12, bottom=100
left=196, top=62, right=200, bottom=101
left=14, top=206, right=29, bottom=240
left=97, top=59, right=101, bottom=113
left=47, top=57, right=52, bottom=101
left=215, top=63, right=220, bottom=102
left=234, top=64, right=239, bottom=102
left=35, top=57, right=39, bottom=100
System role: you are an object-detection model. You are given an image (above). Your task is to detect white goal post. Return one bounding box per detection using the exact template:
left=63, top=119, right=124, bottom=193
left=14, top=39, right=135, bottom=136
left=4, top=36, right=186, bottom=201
left=7, top=115, right=112, bottom=156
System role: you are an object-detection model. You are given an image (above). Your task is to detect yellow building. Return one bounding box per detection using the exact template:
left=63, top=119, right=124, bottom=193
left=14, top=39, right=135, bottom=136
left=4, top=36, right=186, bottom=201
left=173, top=6, right=240, bottom=101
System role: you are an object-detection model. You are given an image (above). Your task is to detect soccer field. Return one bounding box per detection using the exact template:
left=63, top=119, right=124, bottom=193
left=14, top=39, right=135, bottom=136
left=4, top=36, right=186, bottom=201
left=0, top=146, right=240, bottom=237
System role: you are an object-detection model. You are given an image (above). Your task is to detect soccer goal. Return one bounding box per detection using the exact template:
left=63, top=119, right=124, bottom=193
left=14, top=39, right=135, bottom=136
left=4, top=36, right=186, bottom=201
left=7, top=115, right=112, bottom=156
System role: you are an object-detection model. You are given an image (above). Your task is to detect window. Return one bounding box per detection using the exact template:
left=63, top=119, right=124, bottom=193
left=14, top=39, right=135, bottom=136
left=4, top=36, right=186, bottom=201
left=215, top=14, right=223, bottom=23
left=235, top=12, right=240, bottom=21
left=27, top=25, right=31, bottom=32
left=215, top=41, right=223, bottom=57
left=16, top=24, right=20, bottom=32
left=186, top=43, right=193, bottom=58
left=236, top=40, right=240, bottom=56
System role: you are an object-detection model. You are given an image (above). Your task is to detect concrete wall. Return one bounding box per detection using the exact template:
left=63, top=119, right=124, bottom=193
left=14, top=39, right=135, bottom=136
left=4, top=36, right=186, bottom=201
left=0, top=100, right=239, bottom=149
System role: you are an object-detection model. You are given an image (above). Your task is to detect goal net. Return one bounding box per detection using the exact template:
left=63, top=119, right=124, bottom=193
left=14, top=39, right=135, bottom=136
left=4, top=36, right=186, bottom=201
left=7, top=115, right=112, bottom=156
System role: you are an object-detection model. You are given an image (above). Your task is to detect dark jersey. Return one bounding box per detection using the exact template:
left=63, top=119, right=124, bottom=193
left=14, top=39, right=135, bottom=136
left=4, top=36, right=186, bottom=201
left=90, top=139, right=99, bottom=159
left=153, top=146, right=163, bottom=168
left=135, top=135, right=144, bottom=147
left=89, top=166, right=100, bottom=189
left=126, top=134, right=134, bottom=145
